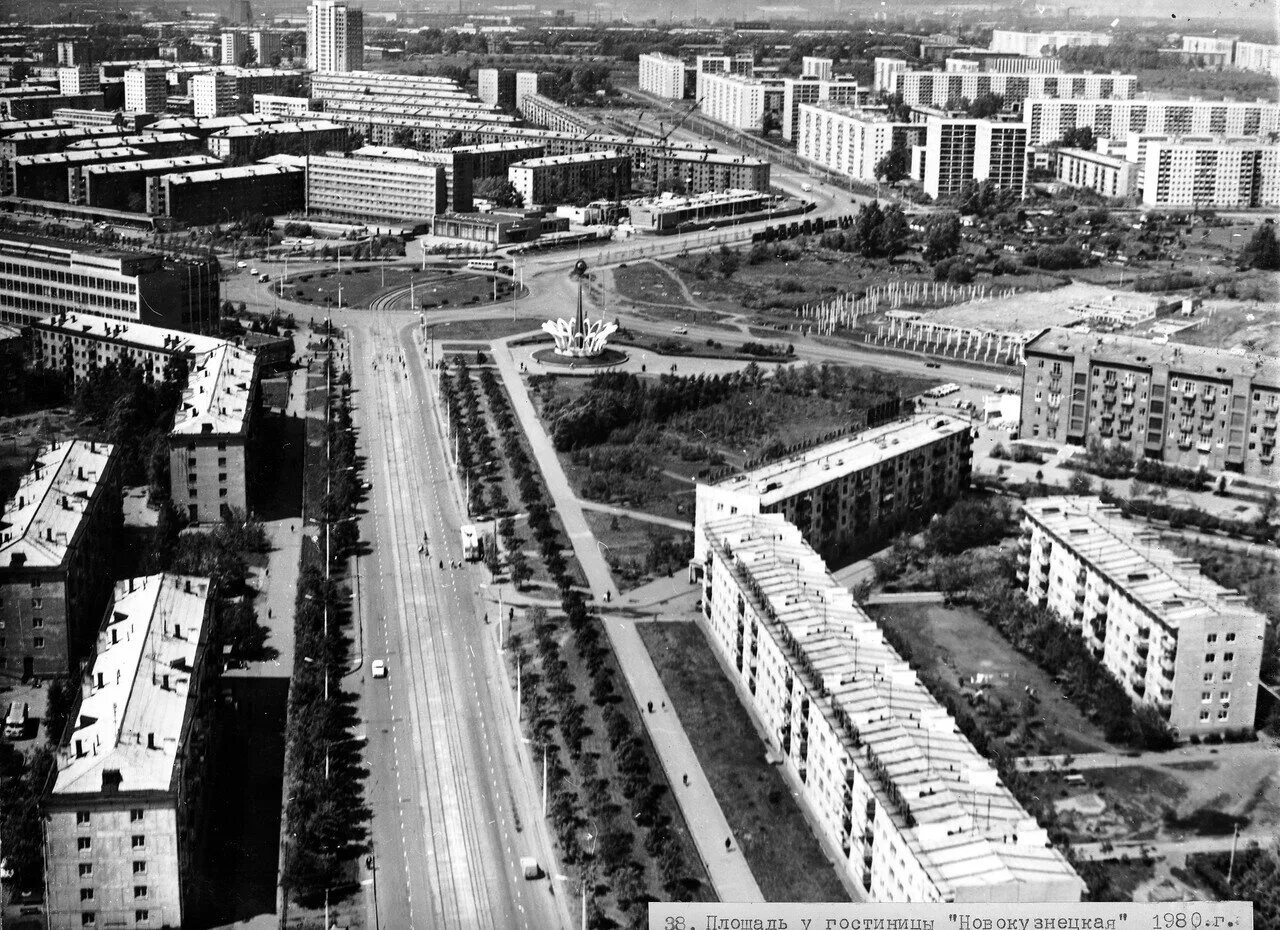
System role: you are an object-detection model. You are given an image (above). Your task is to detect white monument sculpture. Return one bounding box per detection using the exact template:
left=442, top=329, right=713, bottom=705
left=542, top=259, right=618, bottom=358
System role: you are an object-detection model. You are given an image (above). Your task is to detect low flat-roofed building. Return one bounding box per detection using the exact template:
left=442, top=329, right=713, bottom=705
left=626, top=188, right=773, bottom=233
left=0, top=439, right=121, bottom=678
left=1054, top=146, right=1138, bottom=199
left=169, top=342, right=260, bottom=523
left=30, top=311, right=227, bottom=383
left=44, top=572, right=218, bottom=930
left=430, top=209, right=548, bottom=245
left=51, top=109, right=156, bottom=131
left=0, top=232, right=220, bottom=331
left=697, top=512, right=1084, bottom=901
left=1020, top=497, right=1265, bottom=738
left=158, top=162, right=304, bottom=224
left=696, top=414, right=972, bottom=563
left=509, top=150, right=630, bottom=207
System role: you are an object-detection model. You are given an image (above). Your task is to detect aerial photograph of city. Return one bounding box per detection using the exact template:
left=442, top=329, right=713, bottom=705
left=0, top=0, right=1276, bottom=927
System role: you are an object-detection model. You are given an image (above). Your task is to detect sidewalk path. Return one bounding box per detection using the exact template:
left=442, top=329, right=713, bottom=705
left=1015, top=740, right=1278, bottom=773
left=494, top=341, right=765, bottom=903
left=579, top=499, right=693, bottom=532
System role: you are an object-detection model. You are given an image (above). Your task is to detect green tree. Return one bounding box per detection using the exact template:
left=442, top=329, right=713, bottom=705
left=922, top=213, right=962, bottom=261
left=873, top=206, right=911, bottom=258
left=1242, top=222, right=1280, bottom=271
left=474, top=177, right=524, bottom=208
left=875, top=143, right=911, bottom=185
left=715, top=245, right=740, bottom=279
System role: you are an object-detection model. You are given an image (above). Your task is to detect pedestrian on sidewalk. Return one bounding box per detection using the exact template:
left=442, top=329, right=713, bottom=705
left=647, top=701, right=654, bottom=713
left=682, top=774, right=689, bottom=787
left=725, top=837, right=732, bottom=852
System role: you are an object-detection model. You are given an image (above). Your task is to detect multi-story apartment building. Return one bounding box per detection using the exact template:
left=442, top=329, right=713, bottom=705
left=44, top=572, right=218, bottom=930
left=922, top=117, right=1027, bottom=199
left=699, top=72, right=783, bottom=133
left=1141, top=136, right=1280, bottom=208
left=30, top=311, right=226, bottom=382
left=650, top=149, right=770, bottom=194
left=0, top=233, right=219, bottom=330
left=157, top=162, right=304, bottom=224
left=307, top=0, right=363, bottom=73
left=514, top=71, right=540, bottom=112
left=11, top=146, right=149, bottom=202
left=1054, top=146, right=1139, bottom=199
left=58, top=65, right=101, bottom=97
left=221, top=29, right=250, bottom=66
left=797, top=103, right=925, bottom=182
left=1019, top=497, right=1264, bottom=738
left=694, top=53, right=755, bottom=101
left=1020, top=328, right=1280, bottom=480
left=251, top=30, right=285, bottom=67
left=946, top=55, right=1063, bottom=74
left=477, top=68, right=517, bottom=109
left=873, top=57, right=908, bottom=94
left=896, top=71, right=1135, bottom=110
left=0, top=440, right=121, bottom=678
left=695, top=415, right=972, bottom=564
left=518, top=93, right=596, bottom=134
left=1181, top=35, right=1238, bottom=61
left=190, top=71, right=236, bottom=117
left=802, top=56, right=834, bottom=81
left=52, top=109, right=154, bottom=131
left=169, top=343, right=260, bottom=523
left=781, top=76, right=865, bottom=141
left=639, top=53, right=686, bottom=100
left=205, top=118, right=350, bottom=162
left=696, top=512, right=1084, bottom=901
left=1232, top=41, right=1280, bottom=78
left=252, top=93, right=310, bottom=119
left=123, top=66, right=167, bottom=114
left=989, top=30, right=1112, bottom=57
left=81, top=153, right=225, bottom=211
left=1023, top=97, right=1280, bottom=147
left=509, top=150, right=631, bottom=207
left=305, top=151, right=447, bottom=223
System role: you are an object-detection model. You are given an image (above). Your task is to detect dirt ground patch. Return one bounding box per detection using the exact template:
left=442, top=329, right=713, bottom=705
left=285, top=266, right=507, bottom=310
left=613, top=260, right=697, bottom=309
left=1164, top=297, right=1280, bottom=357
left=866, top=602, right=1114, bottom=756
left=638, top=621, right=851, bottom=903
left=582, top=510, right=692, bottom=593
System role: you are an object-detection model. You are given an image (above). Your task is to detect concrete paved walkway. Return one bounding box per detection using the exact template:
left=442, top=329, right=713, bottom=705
left=579, top=499, right=693, bottom=532
left=1015, top=739, right=1279, bottom=772
left=225, top=517, right=307, bottom=681
left=493, top=342, right=765, bottom=903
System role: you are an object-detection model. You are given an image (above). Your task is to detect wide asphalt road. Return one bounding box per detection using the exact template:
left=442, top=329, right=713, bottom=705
left=351, top=315, right=570, bottom=930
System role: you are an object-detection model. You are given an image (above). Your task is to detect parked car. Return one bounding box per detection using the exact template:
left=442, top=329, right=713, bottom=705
left=371, top=660, right=387, bottom=679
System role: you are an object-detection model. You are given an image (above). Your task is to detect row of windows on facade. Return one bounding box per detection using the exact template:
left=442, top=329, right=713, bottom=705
left=76, top=910, right=152, bottom=927
left=0, top=265, right=138, bottom=291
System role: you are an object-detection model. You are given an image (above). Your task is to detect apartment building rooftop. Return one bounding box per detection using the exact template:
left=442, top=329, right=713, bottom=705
left=0, top=439, right=115, bottom=570
left=805, top=101, right=903, bottom=122
left=33, top=311, right=226, bottom=354
left=147, top=113, right=279, bottom=132
left=172, top=342, right=257, bottom=437
left=1023, top=497, right=1265, bottom=632
left=1025, top=327, right=1280, bottom=386
left=712, top=415, right=970, bottom=505
left=162, top=161, right=302, bottom=186
left=513, top=149, right=624, bottom=168
left=81, top=153, right=221, bottom=175
left=705, top=512, right=1083, bottom=897
left=11, top=145, right=147, bottom=166
left=65, top=131, right=196, bottom=150
left=206, top=118, right=345, bottom=139
left=52, top=573, right=211, bottom=798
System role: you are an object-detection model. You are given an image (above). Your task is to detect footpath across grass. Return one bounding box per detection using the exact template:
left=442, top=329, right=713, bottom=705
left=637, top=621, right=850, bottom=903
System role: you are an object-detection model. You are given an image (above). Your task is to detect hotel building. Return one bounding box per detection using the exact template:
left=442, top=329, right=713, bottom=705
left=305, top=151, right=447, bottom=223
left=1019, top=497, right=1264, bottom=738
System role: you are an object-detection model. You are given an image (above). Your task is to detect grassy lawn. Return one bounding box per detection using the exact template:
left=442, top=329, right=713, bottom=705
left=613, top=260, right=695, bottom=308
left=284, top=266, right=507, bottom=310
left=424, top=316, right=544, bottom=343
left=582, top=510, right=692, bottom=593
left=865, top=602, right=1114, bottom=756
left=638, top=621, right=851, bottom=903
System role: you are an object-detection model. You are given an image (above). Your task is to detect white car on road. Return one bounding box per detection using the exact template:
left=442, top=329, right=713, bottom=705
left=371, top=660, right=387, bottom=679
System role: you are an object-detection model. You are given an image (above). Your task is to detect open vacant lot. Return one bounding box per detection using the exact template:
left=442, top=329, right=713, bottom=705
left=865, top=602, right=1114, bottom=756
left=638, top=621, right=850, bottom=903
left=582, top=510, right=692, bottom=593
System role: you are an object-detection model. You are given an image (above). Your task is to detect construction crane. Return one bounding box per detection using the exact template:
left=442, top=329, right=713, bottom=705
left=645, top=96, right=703, bottom=194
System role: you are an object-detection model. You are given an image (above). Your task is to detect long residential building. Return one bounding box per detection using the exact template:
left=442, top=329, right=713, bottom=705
left=781, top=76, right=866, bottom=141
left=651, top=149, right=771, bottom=194
left=700, top=71, right=784, bottom=132
left=305, top=151, right=447, bottom=223
left=696, top=415, right=972, bottom=564
left=509, top=150, right=630, bottom=207
left=30, top=311, right=226, bottom=382
left=922, top=117, right=1028, bottom=199
left=1140, top=135, right=1280, bottom=208
left=1019, top=328, right=1280, bottom=480
left=1019, top=497, right=1264, bottom=738
left=518, top=93, right=597, bottom=134
left=989, top=30, right=1112, bottom=57
left=1054, top=146, right=1139, bottom=199
left=0, top=440, right=121, bottom=678
left=1232, top=41, right=1280, bottom=78
left=639, top=52, right=686, bottom=99
left=81, top=154, right=224, bottom=212
left=797, top=102, right=925, bottom=182
left=158, top=162, right=305, bottom=224
left=44, top=572, right=218, bottom=930
left=1023, top=97, right=1280, bottom=147
left=205, top=118, right=351, bottom=162
left=0, top=233, right=219, bottom=330
left=170, top=342, right=260, bottom=524
left=893, top=71, right=1135, bottom=109
left=696, top=512, right=1084, bottom=901
left=10, top=146, right=148, bottom=202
